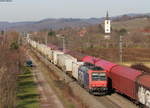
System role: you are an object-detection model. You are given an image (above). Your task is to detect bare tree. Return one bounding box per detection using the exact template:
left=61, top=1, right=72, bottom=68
left=0, top=31, right=26, bottom=108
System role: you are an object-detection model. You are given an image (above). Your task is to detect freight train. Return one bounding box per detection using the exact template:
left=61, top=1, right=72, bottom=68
left=28, top=39, right=108, bottom=94
left=28, top=39, right=150, bottom=108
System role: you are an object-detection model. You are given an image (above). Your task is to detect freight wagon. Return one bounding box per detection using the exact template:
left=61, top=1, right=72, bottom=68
left=47, top=50, right=53, bottom=62
left=137, top=74, right=150, bottom=107
left=45, top=47, right=51, bottom=56
left=110, top=65, right=150, bottom=108
left=52, top=50, right=64, bottom=65
left=57, top=54, right=77, bottom=72
left=72, top=62, right=84, bottom=80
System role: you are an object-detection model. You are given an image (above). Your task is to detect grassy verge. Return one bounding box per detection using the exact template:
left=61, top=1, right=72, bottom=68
left=16, top=66, right=40, bottom=108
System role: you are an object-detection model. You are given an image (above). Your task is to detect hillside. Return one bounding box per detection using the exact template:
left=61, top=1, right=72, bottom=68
left=0, top=13, right=150, bottom=32
left=112, top=17, right=150, bottom=31
left=0, top=18, right=103, bottom=32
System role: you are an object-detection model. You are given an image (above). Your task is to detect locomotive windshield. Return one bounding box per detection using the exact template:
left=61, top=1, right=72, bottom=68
left=92, top=72, right=106, bottom=81
left=91, top=66, right=104, bottom=71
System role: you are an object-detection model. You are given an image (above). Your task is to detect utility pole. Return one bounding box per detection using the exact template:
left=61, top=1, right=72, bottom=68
left=117, top=28, right=127, bottom=63
left=119, top=35, right=123, bottom=63
left=87, top=35, right=89, bottom=48
left=18, top=33, right=21, bottom=46
left=45, top=35, right=48, bottom=46
left=105, top=38, right=109, bottom=48
left=1, top=30, right=4, bottom=46
left=62, top=37, right=65, bottom=52
left=27, top=33, right=32, bottom=47
left=56, top=34, right=66, bottom=52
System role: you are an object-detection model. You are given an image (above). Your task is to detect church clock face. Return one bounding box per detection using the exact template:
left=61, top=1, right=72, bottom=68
left=107, top=21, right=109, bottom=24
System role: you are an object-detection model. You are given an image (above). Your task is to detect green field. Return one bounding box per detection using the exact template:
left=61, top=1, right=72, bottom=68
left=16, top=67, right=40, bottom=108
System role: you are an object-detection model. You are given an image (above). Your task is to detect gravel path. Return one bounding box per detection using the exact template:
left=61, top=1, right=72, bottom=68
left=30, top=55, right=64, bottom=108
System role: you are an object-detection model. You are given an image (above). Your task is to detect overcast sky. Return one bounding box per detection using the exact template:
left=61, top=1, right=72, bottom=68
left=0, top=0, right=149, bottom=22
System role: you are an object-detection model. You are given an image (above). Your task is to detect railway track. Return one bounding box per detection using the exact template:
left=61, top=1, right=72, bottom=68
left=28, top=48, right=139, bottom=108
left=96, top=93, right=138, bottom=108
left=95, top=96, right=121, bottom=108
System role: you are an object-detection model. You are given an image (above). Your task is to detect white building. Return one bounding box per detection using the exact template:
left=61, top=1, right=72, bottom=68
left=104, top=11, right=111, bottom=34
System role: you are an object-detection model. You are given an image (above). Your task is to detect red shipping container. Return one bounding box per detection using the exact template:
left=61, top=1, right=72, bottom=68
left=110, top=66, right=142, bottom=99
left=95, top=59, right=117, bottom=77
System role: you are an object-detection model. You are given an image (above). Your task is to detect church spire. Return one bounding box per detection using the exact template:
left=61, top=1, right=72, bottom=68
left=104, top=11, right=111, bottom=34
left=106, top=11, right=109, bottom=20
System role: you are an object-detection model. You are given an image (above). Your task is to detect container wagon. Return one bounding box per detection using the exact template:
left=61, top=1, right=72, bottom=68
left=57, top=54, right=77, bottom=73
left=72, top=62, right=84, bottom=80
left=52, top=50, right=64, bottom=65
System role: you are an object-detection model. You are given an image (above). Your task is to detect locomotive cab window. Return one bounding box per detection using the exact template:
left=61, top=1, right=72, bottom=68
left=84, top=62, right=95, bottom=68
left=91, top=66, right=104, bottom=71
left=92, top=72, right=106, bottom=81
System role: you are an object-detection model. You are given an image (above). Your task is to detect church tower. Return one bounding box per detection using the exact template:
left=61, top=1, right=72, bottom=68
left=104, top=11, right=111, bottom=34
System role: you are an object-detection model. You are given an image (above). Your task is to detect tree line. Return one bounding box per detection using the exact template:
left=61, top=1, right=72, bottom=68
left=0, top=31, right=26, bottom=108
